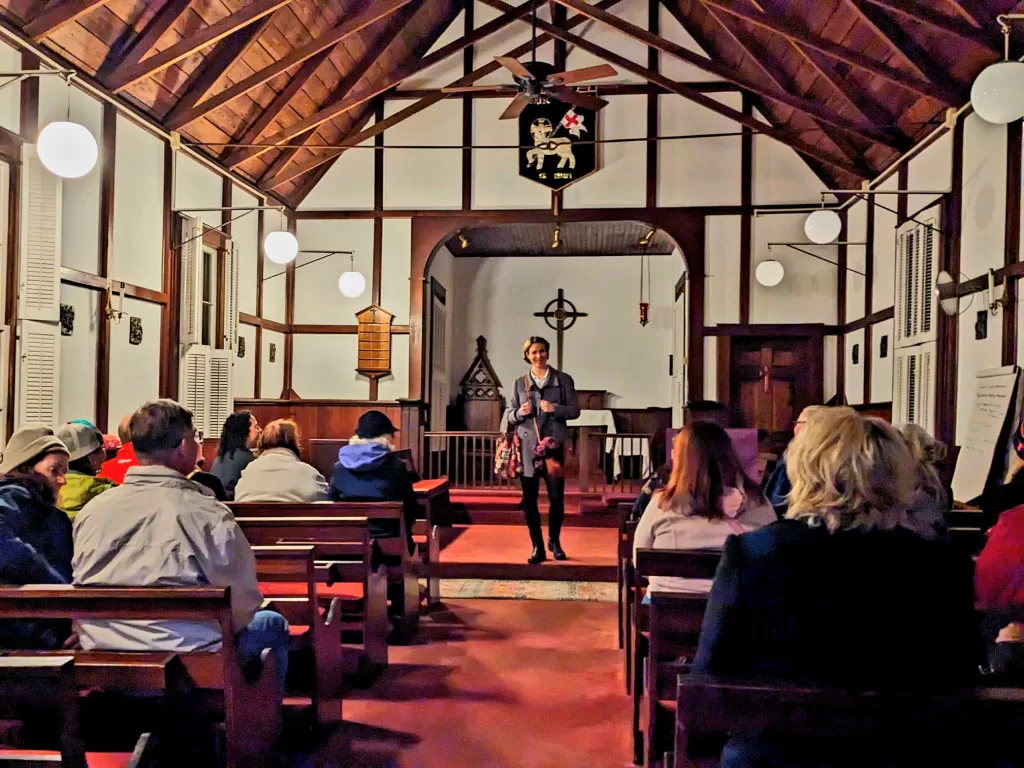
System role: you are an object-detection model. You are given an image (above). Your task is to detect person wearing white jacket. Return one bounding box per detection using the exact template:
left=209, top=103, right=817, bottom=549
left=234, top=419, right=328, bottom=503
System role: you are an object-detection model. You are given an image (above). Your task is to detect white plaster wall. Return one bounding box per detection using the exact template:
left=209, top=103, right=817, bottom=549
left=704, top=215, right=741, bottom=326
left=233, top=323, right=256, bottom=399
left=293, top=219, right=375, bottom=324
left=871, top=176, right=899, bottom=313
left=107, top=298, right=161, bottom=432
left=292, top=334, right=364, bottom=400
left=704, top=337, right=716, bottom=402
left=845, top=328, right=865, bottom=406
left=957, top=305, right=1003, bottom=445
left=0, top=41, right=20, bottom=135
left=58, top=284, right=98, bottom=426
left=452, top=254, right=680, bottom=408
left=907, top=131, right=953, bottom=217
left=565, top=95, right=646, bottom=208
left=824, top=335, right=837, bottom=404
left=299, top=117, right=376, bottom=211
left=112, top=115, right=164, bottom=290
left=261, top=329, right=285, bottom=400
left=753, top=131, right=828, bottom=206
left=174, top=153, right=222, bottom=228
left=658, top=93, right=742, bottom=208
left=378, top=334, right=410, bottom=400
left=425, top=245, right=456, bottom=409
left=233, top=186, right=260, bottom=316
left=383, top=99, right=462, bottom=210
left=846, top=199, right=868, bottom=323
left=40, top=79, right=103, bottom=275
left=871, top=318, right=894, bottom=403
left=381, top=219, right=412, bottom=324
left=750, top=214, right=837, bottom=324
left=566, top=0, right=648, bottom=83
left=262, top=251, right=287, bottom=324
left=472, top=98, right=549, bottom=210
left=658, top=3, right=719, bottom=82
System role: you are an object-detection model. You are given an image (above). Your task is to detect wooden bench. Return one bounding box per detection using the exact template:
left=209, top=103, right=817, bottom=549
left=631, top=549, right=720, bottom=767
left=619, top=516, right=638, bottom=663
left=0, top=658, right=157, bottom=767
left=673, top=677, right=1024, bottom=768
left=230, top=502, right=420, bottom=633
left=413, top=479, right=450, bottom=606
left=0, top=587, right=277, bottom=768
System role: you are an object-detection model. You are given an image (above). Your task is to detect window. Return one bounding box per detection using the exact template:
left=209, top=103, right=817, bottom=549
left=201, top=246, right=217, bottom=347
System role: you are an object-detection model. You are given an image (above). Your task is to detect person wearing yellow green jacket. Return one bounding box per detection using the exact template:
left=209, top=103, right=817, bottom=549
left=56, top=423, right=115, bottom=520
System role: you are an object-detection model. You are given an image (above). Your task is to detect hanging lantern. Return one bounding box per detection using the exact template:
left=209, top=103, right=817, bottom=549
left=264, top=230, right=299, bottom=264
left=338, top=254, right=366, bottom=298
left=37, top=121, right=98, bottom=179
left=639, top=302, right=650, bottom=327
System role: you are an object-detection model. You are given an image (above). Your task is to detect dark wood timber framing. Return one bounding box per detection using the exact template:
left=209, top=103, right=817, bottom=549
left=255, top=210, right=265, bottom=398
left=836, top=212, right=848, bottom=401
left=936, top=117, right=965, bottom=447
left=282, top=215, right=297, bottom=400
left=159, top=143, right=179, bottom=400
left=95, top=103, right=117, bottom=430
left=1003, top=120, right=1022, bottom=367
left=863, top=198, right=877, bottom=402
left=739, top=95, right=753, bottom=325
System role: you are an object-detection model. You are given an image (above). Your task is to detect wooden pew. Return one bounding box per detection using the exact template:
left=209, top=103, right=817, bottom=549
left=619, top=517, right=638, bottom=677
left=631, top=549, right=720, bottom=767
left=0, top=587, right=277, bottom=768
left=413, top=479, right=450, bottom=607
left=230, top=502, right=420, bottom=633
left=673, top=677, right=1024, bottom=768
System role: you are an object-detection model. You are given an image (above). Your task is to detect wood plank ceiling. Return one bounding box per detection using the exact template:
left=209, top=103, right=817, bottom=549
left=0, top=0, right=1020, bottom=207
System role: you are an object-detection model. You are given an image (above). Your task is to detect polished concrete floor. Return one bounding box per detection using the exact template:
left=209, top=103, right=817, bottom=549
left=329, top=598, right=631, bottom=768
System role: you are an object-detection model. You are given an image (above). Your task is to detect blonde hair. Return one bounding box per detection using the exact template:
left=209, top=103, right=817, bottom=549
left=257, top=419, right=301, bottom=457
left=522, top=336, right=550, bottom=363
left=786, top=408, right=918, bottom=533
left=797, top=405, right=828, bottom=427
left=895, top=423, right=947, bottom=466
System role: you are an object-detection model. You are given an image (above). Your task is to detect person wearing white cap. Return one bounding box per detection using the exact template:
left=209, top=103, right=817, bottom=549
left=0, top=424, right=73, bottom=649
left=56, top=423, right=115, bottom=520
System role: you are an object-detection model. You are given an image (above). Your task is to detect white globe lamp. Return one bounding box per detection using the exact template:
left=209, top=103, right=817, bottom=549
left=755, top=259, right=785, bottom=288
left=37, top=121, right=98, bottom=179
left=338, top=269, right=366, bottom=298
left=264, top=230, right=299, bottom=264
left=972, top=61, right=1024, bottom=124
left=804, top=209, right=842, bottom=245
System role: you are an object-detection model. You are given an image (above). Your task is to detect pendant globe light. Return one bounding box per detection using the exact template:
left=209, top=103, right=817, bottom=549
left=338, top=254, right=366, bottom=298
left=38, top=75, right=98, bottom=179
left=972, top=15, right=1024, bottom=125
left=804, top=208, right=842, bottom=245
left=263, top=210, right=298, bottom=264
left=755, top=259, right=785, bottom=288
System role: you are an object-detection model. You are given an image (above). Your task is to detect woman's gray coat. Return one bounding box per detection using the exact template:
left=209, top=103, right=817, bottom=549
left=505, top=369, right=580, bottom=478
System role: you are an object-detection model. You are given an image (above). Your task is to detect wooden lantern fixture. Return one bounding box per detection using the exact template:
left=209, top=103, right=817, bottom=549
left=356, top=304, right=394, bottom=379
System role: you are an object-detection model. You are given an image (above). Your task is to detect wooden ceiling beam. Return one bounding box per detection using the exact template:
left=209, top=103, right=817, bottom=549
left=845, top=0, right=971, bottom=98
left=858, top=0, right=998, bottom=52
left=698, top=0, right=966, bottom=106
left=97, top=0, right=195, bottom=81
left=24, top=0, right=114, bottom=40
left=940, top=0, right=987, bottom=28
left=165, top=0, right=412, bottom=130
left=290, top=103, right=379, bottom=205
left=264, top=0, right=628, bottom=190
left=252, top=2, right=423, bottom=178
left=552, top=0, right=905, bottom=149
left=231, top=0, right=539, bottom=168
left=107, top=0, right=295, bottom=93
left=161, top=15, right=275, bottom=127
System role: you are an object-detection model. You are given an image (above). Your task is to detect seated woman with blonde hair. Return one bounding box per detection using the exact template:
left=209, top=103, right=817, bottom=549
left=633, top=421, right=775, bottom=595
left=693, top=407, right=975, bottom=767
left=894, top=421, right=949, bottom=540
left=233, top=419, right=328, bottom=502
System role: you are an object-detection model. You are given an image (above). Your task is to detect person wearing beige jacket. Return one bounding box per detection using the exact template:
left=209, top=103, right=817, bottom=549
left=234, top=419, right=328, bottom=503
left=72, top=399, right=288, bottom=694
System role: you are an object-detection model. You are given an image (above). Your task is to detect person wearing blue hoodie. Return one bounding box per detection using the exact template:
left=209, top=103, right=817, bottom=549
left=329, top=410, right=417, bottom=555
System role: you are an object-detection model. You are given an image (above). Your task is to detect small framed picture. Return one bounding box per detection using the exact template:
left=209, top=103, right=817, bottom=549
left=269, top=343, right=277, bottom=363
left=60, top=304, right=74, bottom=336
left=237, top=337, right=246, bottom=358
left=129, top=317, right=143, bottom=346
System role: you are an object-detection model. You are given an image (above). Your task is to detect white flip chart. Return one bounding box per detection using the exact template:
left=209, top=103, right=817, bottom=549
left=951, top=365, right=1020, bottom=503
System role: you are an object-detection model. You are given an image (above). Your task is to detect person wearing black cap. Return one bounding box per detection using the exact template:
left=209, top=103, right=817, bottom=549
left=329, top=410, right=417, bottom=553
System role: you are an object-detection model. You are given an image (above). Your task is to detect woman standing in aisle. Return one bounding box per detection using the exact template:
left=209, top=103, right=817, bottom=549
left=506, top=336, right=580, bottom=564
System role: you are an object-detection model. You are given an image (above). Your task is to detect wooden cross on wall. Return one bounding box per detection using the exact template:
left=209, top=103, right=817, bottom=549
left=534, top=288, right=588, bottom=369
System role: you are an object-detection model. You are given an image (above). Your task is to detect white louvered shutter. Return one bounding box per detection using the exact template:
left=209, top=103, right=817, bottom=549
left=180, top=215, right=203, bottom=347
left=895, top=230, right=908, bottom=345
left=207, top=349, right=232, bottom=437
left=918, top=348, right=935, bottom=434
left=17, top=319, right=59, bottom=428
left=223, top=240, right=240, bottom=351
left=893, top=353, right=905, bottom=423
left=19, top=147, right=61, bottom=322
left=180, top=345, right=209, bottom=434
left=895, top=210, right=939, bottom=349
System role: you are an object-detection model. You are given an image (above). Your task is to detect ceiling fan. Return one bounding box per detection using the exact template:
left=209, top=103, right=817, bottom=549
left=442, top=1, right=616, bottom=119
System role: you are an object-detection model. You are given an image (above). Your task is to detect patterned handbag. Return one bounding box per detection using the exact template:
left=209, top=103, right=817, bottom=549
left=494, top=429, right=522, bottom=479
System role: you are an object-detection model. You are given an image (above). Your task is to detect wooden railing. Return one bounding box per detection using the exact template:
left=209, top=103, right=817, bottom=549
left=423, top=432, right=514, bottom=490
left=581, top=433, right=654, bottom=495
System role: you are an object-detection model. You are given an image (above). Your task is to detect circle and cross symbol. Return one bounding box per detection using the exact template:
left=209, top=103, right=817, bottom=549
left=533, top=288, right=588, bottom=369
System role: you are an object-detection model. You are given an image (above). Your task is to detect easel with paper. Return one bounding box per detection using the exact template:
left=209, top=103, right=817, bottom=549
left=951, top=366, right=1021, bottom=503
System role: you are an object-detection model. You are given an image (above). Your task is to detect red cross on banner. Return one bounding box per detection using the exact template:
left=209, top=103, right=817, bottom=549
left=560, top=109, right=587, bottom=138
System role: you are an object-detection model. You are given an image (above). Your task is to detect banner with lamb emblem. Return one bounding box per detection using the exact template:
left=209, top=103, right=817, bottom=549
left=518, top=99, right=598, bottom=191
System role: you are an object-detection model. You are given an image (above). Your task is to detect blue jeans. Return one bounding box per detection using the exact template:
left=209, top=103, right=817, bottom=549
left=235, top=610, right=289, bottom=695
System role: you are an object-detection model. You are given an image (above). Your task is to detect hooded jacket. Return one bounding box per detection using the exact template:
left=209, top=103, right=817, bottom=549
left=72, top=465, right=263, bottom=652
left=58, top=472, right=116, bottom=520
left=329, top=441, right=417, bottom=549
left=234, top=448, right=328, bottom=503
left=0, top=476, right=73, bottom=649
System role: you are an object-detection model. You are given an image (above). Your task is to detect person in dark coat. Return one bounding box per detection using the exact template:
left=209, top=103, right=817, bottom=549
left=693, top=408, right=976, bottom=768
left=329, top=410, right=417, bottom=554
left=761, top=405, right=826, bottom=517
left=211, top=411, right=260, bottom=500
left=0, top=425, right=74, bottom=649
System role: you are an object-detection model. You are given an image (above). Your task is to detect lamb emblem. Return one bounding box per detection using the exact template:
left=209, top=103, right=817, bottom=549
left=526, top=117, right=576, bottom=171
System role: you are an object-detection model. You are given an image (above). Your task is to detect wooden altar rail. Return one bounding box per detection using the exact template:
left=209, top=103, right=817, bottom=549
left=422, top=432, right=514, bottom=490
left=582, top=433, right=654, bottom=495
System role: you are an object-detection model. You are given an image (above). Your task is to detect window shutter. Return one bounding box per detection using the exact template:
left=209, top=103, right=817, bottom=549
left=179, top=215, right=203, bottom=347
left=223, top=240, right=240, bottom=351
left=893, top=353, right=905, bottom=423
left=895, top=231, right=907, bottom=345
left=207, top=349, right=233, bottom=438
left=919, top=348, right=935, bottom=434
left=180, top=345, right=209, bottom=435
left=17, top=319, right=59, bottom=428
left=19, top=147, right=61, bottom=323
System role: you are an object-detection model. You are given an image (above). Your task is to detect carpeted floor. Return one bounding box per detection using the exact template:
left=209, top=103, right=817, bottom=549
left=329, top=599, right=631, bottom=768
left=439, top=578, right=616, bottom=601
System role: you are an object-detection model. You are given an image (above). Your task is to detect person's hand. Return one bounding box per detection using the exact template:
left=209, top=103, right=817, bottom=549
left=62, top=631, right=80, bottom=650
left=519, top=401, right=532, bottom=416
left=540, top=400, right=555, bottom=414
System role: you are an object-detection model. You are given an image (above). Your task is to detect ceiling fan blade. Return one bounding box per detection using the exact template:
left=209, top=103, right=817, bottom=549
left=549, top=64, right=617, bottom=85
left=442, top=85, right=517, bottom=94
left=495, top=56, right=534, bottom=80
left=500, top=94, right=532, bottom=120
left=549, top=87, right=609, bottom=112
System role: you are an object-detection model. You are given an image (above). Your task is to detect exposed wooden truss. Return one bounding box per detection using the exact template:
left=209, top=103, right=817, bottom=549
left=97, top=0, right=195, bottom=81
left=857, top=0, right=998, bottom=52
left=24, top=0, right=115, bottom=40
